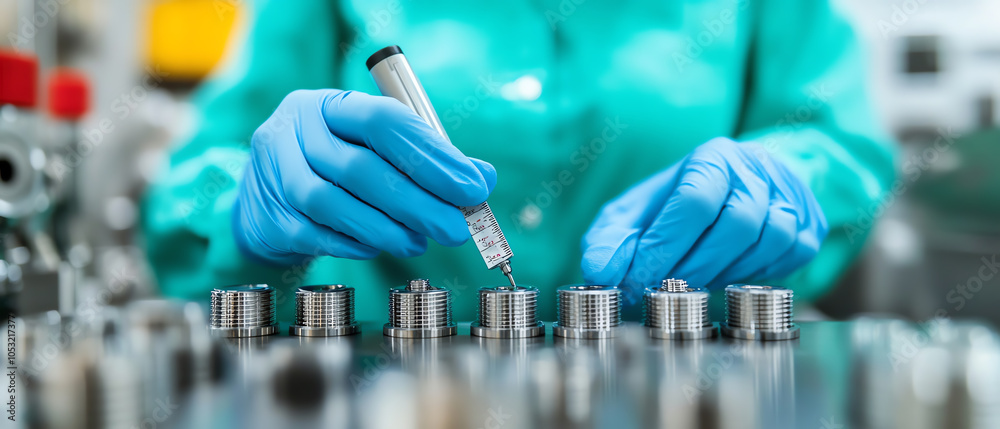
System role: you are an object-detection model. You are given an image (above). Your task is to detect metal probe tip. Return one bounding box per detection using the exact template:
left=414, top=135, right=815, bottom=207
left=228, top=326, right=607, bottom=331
left=500, top=261, right=517, bottom=289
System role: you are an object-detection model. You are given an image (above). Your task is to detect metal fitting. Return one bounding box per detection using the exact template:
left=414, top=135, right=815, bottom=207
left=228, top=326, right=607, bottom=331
left=721, top=284, right=799, bottom=340
left=289, top=285, right=361, bottom=337
left=644, top=279, right=716, bottom=340
left=209, top=284, right=278, bottom=338
left=470, top=286, right=544, bottom=338
left=383, top=279, right=457, bottom=338
left=552, top=285, right=622, bottom=339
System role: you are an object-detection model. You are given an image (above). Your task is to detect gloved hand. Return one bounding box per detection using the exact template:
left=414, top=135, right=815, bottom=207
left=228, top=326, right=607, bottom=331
left=233, top=89, right=496, bottom=265
left=580, top=138, right=828, bottom=300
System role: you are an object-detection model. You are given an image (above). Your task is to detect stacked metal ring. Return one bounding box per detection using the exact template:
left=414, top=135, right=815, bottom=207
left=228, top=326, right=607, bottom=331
left=552, top=285, right=622, bottom=339
left=289, top=285, right=360, bottom=336
left=644, top=279, right=716, bottom=339
left=470, top=286, right=544, bottom=338
left=721, top=284, right=799, bottom=340
left=383, top=279, right=457, bottom=338
left=209, top=284, right=277, bottom=337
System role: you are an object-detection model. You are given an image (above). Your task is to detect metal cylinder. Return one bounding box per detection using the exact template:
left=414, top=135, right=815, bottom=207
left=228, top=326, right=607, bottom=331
left=470, top=286, right=544, bottom=338
left=644, top=279, right=716, bottom=340
left=721, top=284, right=799, bottom=340
left=552, top=285, right=621, bottom=339
left=383, top=279, right=457, bottom=338
left=209, top=284, right=277, bottom=338
left=289, top=284, right=361, bottom=337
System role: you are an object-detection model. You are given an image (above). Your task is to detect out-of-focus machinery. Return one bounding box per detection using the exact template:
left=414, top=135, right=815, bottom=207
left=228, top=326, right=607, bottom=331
left=824, top=0, right=1000, bottom=325
left=0, top=45, right=101, bottom=319
left=0, top=50, right=49, bottom=318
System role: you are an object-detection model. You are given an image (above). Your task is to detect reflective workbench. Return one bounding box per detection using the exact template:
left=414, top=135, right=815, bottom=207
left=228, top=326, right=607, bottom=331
left=19, top=305, right=1000, bottom=429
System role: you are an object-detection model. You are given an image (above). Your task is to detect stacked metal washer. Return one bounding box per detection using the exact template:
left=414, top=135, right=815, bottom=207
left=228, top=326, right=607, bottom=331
left=471, top=286, right=544, bottom=338
left=203, top=281, right=802, bottom=343
left=290, top=284, right=360, bottom=336
left=643, top=278, right=715, bottom=339
left=383, top=279, right=457, bottom=338
left=552, top=285, right=622, bottom=338
left=209, top=284, right=277, bottom=337
left=721, top=284, right=799, bottom=340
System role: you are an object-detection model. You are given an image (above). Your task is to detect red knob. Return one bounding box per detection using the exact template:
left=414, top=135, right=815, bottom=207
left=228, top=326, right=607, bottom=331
left=0, top=50, right=38, bottom=108
left=47, top=69, right=90, bottom=120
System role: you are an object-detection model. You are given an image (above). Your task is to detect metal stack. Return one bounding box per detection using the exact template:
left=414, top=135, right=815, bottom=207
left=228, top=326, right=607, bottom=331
left=470, top=286, right=544, bottom=338
left=643, top=279, right=715, bottom=339
left=209, top=284, right=277, bottom=338
left=383, top=279, right=456, bottom=338
left=290, top=284, right=360, bottom=337
left=721, top=284, right=799, bottom=340
left=552, top=285, right=622, bottom=339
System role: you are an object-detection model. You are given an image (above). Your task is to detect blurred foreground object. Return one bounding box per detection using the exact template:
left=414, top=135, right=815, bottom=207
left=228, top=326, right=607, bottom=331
left=19, top=313, right=1000, bottom=429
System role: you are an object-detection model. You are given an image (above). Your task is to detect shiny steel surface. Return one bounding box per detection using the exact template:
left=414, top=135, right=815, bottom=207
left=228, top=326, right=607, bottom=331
left=209, top=284, right=277, bottom=338
left=722, top=284, right=800, bottom=340
left=21, top=308, right=1000, bottom=429
left=290, top=284, right=360, bottom=337
left=470, top=324, right=545, bottom=338
left=383, top=279, right=457, bottom=338
left=643, top=279, right=716, bottom=340
left=553, top=285, right=622, bottom=338
left=471, top=286, right=544, bottom=338
left=209, top=325, right=279, bottom=338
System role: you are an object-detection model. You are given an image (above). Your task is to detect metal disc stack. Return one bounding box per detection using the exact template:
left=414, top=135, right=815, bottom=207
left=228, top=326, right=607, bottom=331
left=209, top=284, right=277, bottom=338
left=471, top=286, right=544, bottom=338
left=290, top=284, right=361, bottom=336
left=721, top=284, right=799, bottom=340
left=383, top=279, right=457, bottom=338
left=644, top=279, right=716, bottom=339
left=552, top=285, right=622, bottom=339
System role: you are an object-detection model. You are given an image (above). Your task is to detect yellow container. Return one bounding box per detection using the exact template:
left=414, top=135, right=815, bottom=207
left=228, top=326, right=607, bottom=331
left=145, top=0, right=243, bottom=81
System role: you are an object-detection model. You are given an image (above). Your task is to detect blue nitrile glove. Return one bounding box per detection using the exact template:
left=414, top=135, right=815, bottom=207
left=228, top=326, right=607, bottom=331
left=580, top=138, right=828, bottom=302
left=233, top=89, right=497, bottom=265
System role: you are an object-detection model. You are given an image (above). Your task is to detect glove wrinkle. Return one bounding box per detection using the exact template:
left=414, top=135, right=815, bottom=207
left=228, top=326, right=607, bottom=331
left=581, top=138, right=827, bottom=296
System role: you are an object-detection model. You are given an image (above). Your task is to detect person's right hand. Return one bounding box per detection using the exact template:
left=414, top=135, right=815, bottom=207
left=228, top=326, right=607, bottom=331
left=232, top=89, right=497, bottom=265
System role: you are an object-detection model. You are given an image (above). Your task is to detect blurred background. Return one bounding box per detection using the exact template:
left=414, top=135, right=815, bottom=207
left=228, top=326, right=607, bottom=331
left=3, top=2, right=1000, bottom=429
left=0, top=0, right=998, bottom=326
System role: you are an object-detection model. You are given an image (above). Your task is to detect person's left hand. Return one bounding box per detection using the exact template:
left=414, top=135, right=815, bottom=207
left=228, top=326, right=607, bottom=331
left=580, top=138, right=828, bottom=301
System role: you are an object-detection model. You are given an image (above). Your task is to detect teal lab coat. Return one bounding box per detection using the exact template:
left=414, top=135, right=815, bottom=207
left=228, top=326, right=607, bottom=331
left=140, top=0, right=895, bottom=322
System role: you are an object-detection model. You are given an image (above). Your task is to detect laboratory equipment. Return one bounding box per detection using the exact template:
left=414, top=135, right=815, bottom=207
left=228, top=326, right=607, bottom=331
left=552, top=285, right=622, bottom=339
left=366, top=45, right=517, bottom=289
left=721, top=284, right=800, bottom=340
left=384, top=278, right=457, bottom=338
left=643, top=278, right=715, bottom=339
left=209, top=284, right=278, bottom=338
left=289, top=284, right=360, bottom=337
left=470, top=285, right=544, bottom=338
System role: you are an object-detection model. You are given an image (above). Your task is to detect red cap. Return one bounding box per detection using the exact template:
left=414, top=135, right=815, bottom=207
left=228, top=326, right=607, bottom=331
left=0, top=50, right=38, bottom=108
left=47, top=69, right=90, bottom=120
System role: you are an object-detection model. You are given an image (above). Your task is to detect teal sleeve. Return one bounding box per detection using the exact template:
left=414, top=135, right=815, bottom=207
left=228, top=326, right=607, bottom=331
left=735, top=0, right=897, bottom=302
left=139, top=0, right=338, bottom=300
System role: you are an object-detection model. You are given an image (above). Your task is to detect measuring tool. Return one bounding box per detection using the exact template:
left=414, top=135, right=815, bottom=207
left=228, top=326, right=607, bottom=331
left=367, top=45, right=517, bottom=289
